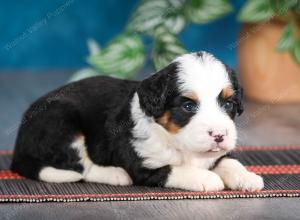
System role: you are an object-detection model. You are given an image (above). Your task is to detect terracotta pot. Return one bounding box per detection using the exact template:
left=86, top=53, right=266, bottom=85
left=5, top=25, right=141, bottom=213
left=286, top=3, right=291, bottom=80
left=239, top=20, right=300, bottom=103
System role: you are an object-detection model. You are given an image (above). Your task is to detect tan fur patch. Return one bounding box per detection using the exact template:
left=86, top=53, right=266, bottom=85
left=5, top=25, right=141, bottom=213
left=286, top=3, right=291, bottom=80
left=157, top=112, right=181, bottom=134
left=167, top=122, right=180, bottom=133
left=73, top=134, right=85, bottom=146
left=222, top=87, right=234, bottom=99
left=183, top=92, right=199, bottom=102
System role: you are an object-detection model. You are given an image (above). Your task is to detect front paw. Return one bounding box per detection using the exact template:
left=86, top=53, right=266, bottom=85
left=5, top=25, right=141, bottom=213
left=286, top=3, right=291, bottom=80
left=223, top=171, right=264, bottom=192
left=199, top=171, right=225, bottom=192
left=166, top=167, right=225, bottom=192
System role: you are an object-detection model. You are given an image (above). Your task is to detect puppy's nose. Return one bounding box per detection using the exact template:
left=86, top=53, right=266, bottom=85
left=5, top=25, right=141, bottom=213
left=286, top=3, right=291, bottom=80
left=208, top=130, right=226, bottom=143
left=213, top=134, right=224, bottom=143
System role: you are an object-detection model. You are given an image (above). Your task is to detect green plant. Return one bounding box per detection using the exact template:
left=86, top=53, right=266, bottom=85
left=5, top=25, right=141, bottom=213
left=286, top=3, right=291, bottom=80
left=70, top=0, right=233, bottom=81
left=238, top=0, right=300, bottom=64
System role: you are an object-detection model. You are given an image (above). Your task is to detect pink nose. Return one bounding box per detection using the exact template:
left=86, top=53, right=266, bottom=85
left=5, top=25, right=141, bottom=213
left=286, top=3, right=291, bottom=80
left=208, top=130, right=225, bottom=143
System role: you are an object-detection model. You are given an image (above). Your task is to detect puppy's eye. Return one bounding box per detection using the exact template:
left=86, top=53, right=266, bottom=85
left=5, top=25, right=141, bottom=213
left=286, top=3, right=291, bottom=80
left=224, top=101, right=234, bottom=111
left=182, top=101, right=197, bottom=113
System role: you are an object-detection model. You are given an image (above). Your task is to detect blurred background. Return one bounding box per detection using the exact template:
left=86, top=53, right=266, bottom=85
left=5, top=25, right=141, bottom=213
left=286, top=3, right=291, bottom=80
left=1, top=0, right=300, bottom=149
left=0, top=0, right=242, bottom=69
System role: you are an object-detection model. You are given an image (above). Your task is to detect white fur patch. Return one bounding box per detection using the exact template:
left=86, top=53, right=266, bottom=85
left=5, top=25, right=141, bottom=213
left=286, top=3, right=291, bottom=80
left=213, top=158, right=264, bottom=191
left=71, top=135, right=93, bottom=176
left=174, top=53, right=231, bottom=99
left=181, top=151, right=223, bottom=169
left=131, top=93, right=183, bottom=169
left=85, top=164, right=132, bottom=186
left=165, top=166, right=224, bottom=191
left=39, top=167, right=83, bottom=183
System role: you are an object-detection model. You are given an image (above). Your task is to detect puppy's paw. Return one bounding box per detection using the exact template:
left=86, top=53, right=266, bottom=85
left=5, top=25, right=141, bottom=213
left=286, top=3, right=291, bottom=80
left=166, top=166, right=224, bottom=192
left=200, top=171, right=225, bottom=192
left=223, top=171, right=264, bottom=192
left=84, top=165, right=133, bottom=186
left=109, top=167, right=133, bottom=186
left=213, top=158, right=264, bottom=192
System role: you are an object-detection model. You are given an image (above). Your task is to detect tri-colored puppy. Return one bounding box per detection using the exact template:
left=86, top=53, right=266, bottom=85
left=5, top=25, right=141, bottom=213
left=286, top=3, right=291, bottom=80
left=11, top=52, right=264, bottom=192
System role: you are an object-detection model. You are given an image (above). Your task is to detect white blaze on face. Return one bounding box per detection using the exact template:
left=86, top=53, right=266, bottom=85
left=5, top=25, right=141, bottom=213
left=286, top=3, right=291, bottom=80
left=173, top=52, right=237, bottom=153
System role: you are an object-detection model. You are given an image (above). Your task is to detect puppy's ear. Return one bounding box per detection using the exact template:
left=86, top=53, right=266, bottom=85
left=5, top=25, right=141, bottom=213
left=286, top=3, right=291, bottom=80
left=137, top=63, right=178, bottom=118
left=225, top=65, right=244, bottom=116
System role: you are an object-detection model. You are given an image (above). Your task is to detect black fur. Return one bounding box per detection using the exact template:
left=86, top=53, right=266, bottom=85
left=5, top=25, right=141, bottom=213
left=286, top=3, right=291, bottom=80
left=166, top=96, right=198, bottom=127
left=225, top=65, right=244, bottom=116
left=137, top=62, right=179, bottom=118
left=217, top=66, right=243, bottom=119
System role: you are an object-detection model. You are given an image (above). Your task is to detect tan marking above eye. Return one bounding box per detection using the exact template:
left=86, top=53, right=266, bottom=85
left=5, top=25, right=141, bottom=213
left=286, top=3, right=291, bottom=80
left=222, top=87, right=234, bottom=99
left=182, top=91, right=199, bottom=102
left=156, top=111, right=181, bottom=134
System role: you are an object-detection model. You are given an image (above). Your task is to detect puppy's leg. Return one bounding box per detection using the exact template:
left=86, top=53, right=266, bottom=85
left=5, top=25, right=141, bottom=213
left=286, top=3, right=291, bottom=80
left=84, top=164, right=133, bottom=186
left=39, top=167, right=83, bottom=183
left=165, top=166, right=224, bottom=192
left=213, top=158, right=264, bottom=191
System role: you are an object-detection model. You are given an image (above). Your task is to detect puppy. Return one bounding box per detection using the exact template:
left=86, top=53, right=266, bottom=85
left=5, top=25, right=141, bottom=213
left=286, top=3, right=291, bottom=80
left=11, top=52, right=264, bottom=192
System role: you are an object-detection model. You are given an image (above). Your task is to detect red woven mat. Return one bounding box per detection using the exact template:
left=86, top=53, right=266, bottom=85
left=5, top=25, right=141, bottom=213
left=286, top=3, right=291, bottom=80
left=1, top=146, right=300, bottom=203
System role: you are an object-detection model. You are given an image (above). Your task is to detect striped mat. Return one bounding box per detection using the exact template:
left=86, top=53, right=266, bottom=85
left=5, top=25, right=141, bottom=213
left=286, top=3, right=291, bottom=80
left=1, top=146, right=300, bottom=203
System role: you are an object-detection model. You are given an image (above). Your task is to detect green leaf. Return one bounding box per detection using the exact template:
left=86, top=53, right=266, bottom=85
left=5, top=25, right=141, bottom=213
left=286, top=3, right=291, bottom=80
left=276, top=22, right=296, bottom=51
left=87, top=34, right=145, bottom=79
left=238, top=0, right=274, bottom=23
left=184, top=0, right=233, bottom=24
left=87, top=38, right=101, bottom=55
left=152, top=26, right=187, bottom=70
left=69, top=68, right=100, bottom=82
left=271, top=0, right=298, bottom=15
left=291, top=1, right=300, bottom=14
left=127, top=0, right=186, bottom=34
left=292, top=40, right=300, bottom=64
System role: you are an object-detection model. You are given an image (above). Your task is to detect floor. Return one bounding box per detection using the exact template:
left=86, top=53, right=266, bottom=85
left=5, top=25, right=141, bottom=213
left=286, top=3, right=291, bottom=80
left=0, top=71, right=300, bottom=219
left=1, top=198, right=300, bottom=220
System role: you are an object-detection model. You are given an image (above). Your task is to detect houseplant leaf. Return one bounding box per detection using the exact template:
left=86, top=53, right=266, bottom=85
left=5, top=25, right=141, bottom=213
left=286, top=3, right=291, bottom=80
left=292, top=40, right=300, bottom=64
left=127, top=0, right=186, bottom=34
left=238, top=0, right=274, bottom=23
left=184, top=0, right=233, bottom=24
left=69, top=68, right=100, bottom=82
left=276, top=22, right=296, bottom=51
left=291, top=1, right=300, bottom=14
left=87, top=34, right=145, bottom=79
left=271, top=0, right=298, bottom=16
left=152, top=26, right=187, bottom=70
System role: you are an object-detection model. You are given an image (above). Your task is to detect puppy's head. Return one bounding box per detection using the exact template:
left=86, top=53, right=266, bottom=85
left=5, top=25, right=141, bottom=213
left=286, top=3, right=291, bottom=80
left=137, top=52, right=243, bottom=154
